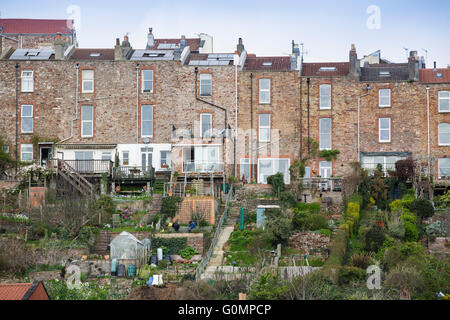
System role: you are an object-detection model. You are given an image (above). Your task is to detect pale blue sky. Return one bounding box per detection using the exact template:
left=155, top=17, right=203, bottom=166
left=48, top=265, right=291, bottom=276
left=1, top=0, right=450, bottom=67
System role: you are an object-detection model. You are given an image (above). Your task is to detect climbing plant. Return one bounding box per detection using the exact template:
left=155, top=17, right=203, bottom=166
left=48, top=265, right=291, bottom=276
left=319, top=149, right=340, bottom=161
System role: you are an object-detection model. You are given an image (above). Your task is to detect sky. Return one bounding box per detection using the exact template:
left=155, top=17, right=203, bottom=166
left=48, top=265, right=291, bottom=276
left=1, top=0, right=450, bottom=67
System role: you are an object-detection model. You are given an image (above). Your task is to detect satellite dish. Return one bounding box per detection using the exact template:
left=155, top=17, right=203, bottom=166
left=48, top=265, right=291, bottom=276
left=143, top=138, right=150, bottom=144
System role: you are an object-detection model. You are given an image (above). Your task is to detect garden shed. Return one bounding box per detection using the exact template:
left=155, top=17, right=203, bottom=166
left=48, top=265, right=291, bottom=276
left=110, top=231, right=146, bottom=269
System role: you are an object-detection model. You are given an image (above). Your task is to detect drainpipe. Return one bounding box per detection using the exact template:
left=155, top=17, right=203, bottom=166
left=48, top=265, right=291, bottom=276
left=250, top=73, right=254, bottom=182
left=426, top=86, right=430, bottom=176
left=15, top=64, right=19, bottom=174
left=234, top=61, right=238, bottom=177
left=58, top=63, right=80, bottom=145
left=299, top=77, right=303, bottom=161
left=136, top=64, right=140, bottom=145
left=307, top=78, right=310, bottom=157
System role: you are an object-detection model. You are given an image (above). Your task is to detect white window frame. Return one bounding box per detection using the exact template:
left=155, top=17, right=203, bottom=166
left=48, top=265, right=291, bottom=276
left=257, top=158, right=290, bottom=184
left=21, top=105, right=33, bottom=133
left=101, top=152, right=112, bottom=161
left=240, top=158, right=250, bottom=182
left=379, top=118, right=391, bottom=143
left=438, top=123, right=450, bottom=146
left=319, top=84, right=331, bottom=110
left=438, top=158, right=450, bottom=179
left=200, top=74, right=212, bottom=97
left=81, top=106, right=94, bottom=138
left=438, top=91, right=450, bottom=113
left=141, top=105, right=153, bottom=137
left=319, top=161, right=332, bottom=178
left=319, top=118, right=332, bottom=150
left=122, top=151, right=129, bottom=166
left=21, top=69, right=34, bottom=92
left=379, top=88, right=391, bottom=107
left=81, top=70, right=94, bottom=93
left=259, top=78, right=271, bottom=104
left=200, top=113, right=212, bottom=138
left=142, top=69, right=154, bottom=93
left=20, top=144, right=33, bottom=162
left=160, top=151, right=171, bottom=168
left=259, top=114, right=271, bottom=142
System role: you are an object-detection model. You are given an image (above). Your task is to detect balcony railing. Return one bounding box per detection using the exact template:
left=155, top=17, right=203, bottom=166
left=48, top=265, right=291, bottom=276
left=182, top=161, right=224, bottom=173
left=113, top=166, right=155, bottom=179
left=301, top=178, right=343, bottom=192
left=49, top=160, right=113, bottom=175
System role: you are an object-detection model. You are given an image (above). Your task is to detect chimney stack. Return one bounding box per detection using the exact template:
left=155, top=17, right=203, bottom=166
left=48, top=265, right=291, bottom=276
left=146, top=27, right=155, bottom=49
left=237, top=38, right=245, bottom=55
left=114, top=37, right=122, bottom=60
left=180, top=35, right=186, bottom=49
left=408, top=50, right=419, bottom=81
left=349, top=44, right=358, bottom=78
left=54, top=32, right=66, bottom=60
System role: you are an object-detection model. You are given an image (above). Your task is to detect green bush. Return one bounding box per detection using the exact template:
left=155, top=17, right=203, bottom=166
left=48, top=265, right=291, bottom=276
left=308, top=214, right=329, bottom=231
left=160, top=196, right=183, bottom=220
left=279, top=192, right=296, bottom=208
left=267, top=172, right=285, bottom=195
left=337, top=266, right=366, bottom=286
left=322, top=229, right=348, bottom=282
left=319, top=229, right=332, bottom=237
left=403, top=221, right=418, bottom=242
left=151, top=237, right=187, bottom=255
left=295, top=202, right=321, bottom=214
left=264, top=208, right=292, bottom=246
left=364, top=225, right=385, bottom=252
left=348, top=193, right=363, bottom=207
left=93, top=195, right=116, bottom=226
left=179, top=246, right=199, bottom=260
left=409, top=198, right=434, bottom=221
left=248, top=271, right=289, bottom=300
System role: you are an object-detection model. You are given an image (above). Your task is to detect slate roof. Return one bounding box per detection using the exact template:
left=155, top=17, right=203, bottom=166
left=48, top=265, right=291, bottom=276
left=420, top=68, right=450, bottom=84
left=244, top=56, right=291, bottom=71
left=360, top=64, right=410, bottom=82
left=0, top=18, right=73, bottom=35
left=69, top=49, right=115, bottom=60
left=301, top=62, right=349, bottom=77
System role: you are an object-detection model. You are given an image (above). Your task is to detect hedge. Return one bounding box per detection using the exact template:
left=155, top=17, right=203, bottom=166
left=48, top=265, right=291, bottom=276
left=321, top=229, right=348, bottom=283
left=150, top=237, right=187, bottom=255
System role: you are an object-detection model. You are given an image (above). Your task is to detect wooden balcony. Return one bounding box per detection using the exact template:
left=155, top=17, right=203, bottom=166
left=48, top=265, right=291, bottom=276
left=47, top=159, right=113, bottom=176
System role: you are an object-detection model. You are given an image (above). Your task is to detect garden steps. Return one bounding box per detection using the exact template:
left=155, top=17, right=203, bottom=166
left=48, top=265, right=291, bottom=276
left=92, top=230, right=111, bottom=255
left=206, top=226, right=234, bottom=266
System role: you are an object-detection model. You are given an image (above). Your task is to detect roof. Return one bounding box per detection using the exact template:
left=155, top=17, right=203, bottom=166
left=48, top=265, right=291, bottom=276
left=244, top=56, right=291, bottom=71
left=9, top=48, right=55, bottom=60
left=360, top=64, right=410, bottom=82
left=150, top=38, right=201, bottom=52
left=0, top=18, right=74, bottom=35
left=420, top=68, right=450, bottom=84
left=69, top=49, right=115, bottom=60
left=187, top=53, right=234, bottom=66
left=301, top=62, right=349, bottom=77
left=0, top=283, right=38, bottom=300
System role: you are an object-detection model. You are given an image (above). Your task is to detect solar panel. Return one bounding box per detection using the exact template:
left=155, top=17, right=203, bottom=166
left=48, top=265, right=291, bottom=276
left=10, top=48, right=54, bottom=60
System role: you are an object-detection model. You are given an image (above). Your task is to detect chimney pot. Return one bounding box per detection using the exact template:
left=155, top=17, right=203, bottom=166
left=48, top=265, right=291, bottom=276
left=56, top=32, right=62, bottom=39
left=124, top=35, right=129, bottom=42
left=351, top=43, right=356, bottom=51
left=239, top=38, right=243, bottom=45
left=116, top=38, right=120, bottom=46
left=181, top=35, right=186, bottom=40
left=149, top=28, right=153, bottom=34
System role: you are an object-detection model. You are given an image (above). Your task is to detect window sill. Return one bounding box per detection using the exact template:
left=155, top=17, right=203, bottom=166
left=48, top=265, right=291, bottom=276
left=379, top=105, right=391, bottom=108
left=319, top=107, right=332, bottom=110
left=378, top=141, right=391, bottom=144
left=142, top=91, right=154, bottom=94
left=259, top=102, right=271, bottom=105
left=21, top=91, right=34, bottom=93
left=438, top=110, right=450, bottom=113
left=438, top=144, right=450, bottom=147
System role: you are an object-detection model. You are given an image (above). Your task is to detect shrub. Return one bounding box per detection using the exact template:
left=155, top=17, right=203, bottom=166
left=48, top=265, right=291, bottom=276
left=248, top=271, right=289, bottom=300
left=350, top=252, right=374, bottom=269
left=264, top=208, right=292, bottom=246
left=295, top=202, right=321, bottom=214
left=279, top=192, right=297, bottom=208
left=292, top=210, right=308, bottom=231
left=160, top=196, right=183, bottom=220
left=337, top=266, right=366, bottom=286
left=93, top=195, right=116, bottom=226
left=388, top=220, right=405, bottom=240
left=385, top=265, right=424, bottom=296
left=395, top=159, right=415, bottom=182
left=409, top=198, right=434, bottom=221
left=348, top=193, right=363, bottom=207
left=308, top=214, right=329, bottom=231
left=319, top=229, right=332, bottom=237
left=150, top=237, right=187, bottom=255
left=267, top=172, right=285, bottom=195
left=365, top=225, right=385, bottom=252
left=425, top=221, right=446, bottom=237
left=322, top=229, right=348, bottom=282
left=179, top=246, right=199, bottom=260
left=403, top=221, right=418, bottom=242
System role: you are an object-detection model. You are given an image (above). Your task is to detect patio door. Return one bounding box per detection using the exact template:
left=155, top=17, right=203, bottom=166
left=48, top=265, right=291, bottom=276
left=141, top=147, right=153, bottom=171
left=75, top=151, right=94, bottom=172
